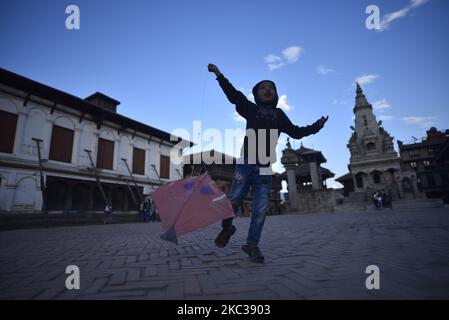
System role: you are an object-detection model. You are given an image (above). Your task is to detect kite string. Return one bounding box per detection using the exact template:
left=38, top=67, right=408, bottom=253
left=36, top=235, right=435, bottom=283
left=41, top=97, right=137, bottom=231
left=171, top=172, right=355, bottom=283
left=199, top=70, right=209, bottom=175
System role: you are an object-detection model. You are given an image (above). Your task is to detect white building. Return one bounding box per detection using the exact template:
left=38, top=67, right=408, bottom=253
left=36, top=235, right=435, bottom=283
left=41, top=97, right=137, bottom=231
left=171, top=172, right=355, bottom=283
left=0, top=68, right=190, bottom=214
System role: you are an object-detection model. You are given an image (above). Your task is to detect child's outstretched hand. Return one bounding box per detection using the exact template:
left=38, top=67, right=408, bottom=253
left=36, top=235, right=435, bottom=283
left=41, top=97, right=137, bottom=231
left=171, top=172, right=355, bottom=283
left=317, top=116, right=329, bottom=129
left=208, top=64, right=222, bottom=77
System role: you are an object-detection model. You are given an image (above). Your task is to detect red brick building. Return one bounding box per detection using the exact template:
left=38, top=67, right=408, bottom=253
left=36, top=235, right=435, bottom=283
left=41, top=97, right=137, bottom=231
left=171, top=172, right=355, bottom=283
left=398, top=127, right=449, bottom=200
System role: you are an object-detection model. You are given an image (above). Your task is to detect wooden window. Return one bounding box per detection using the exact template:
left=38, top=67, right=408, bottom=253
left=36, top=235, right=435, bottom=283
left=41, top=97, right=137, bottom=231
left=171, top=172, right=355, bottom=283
left=160, top=155, right=170, bottom=179
left=132, top=147, right=145, bottom=175
left=96, top=138, right=114, bottom=170
left=408, top=149, right=420, bottom=157
left=49, top=125, right=74, bottom=163
left=0, top=110, right=18, bottom=153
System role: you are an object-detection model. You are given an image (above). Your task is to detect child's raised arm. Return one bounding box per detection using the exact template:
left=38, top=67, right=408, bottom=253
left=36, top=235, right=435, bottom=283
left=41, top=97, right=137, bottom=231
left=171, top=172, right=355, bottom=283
left=208, top=64, right=251, bottom=111
left=280, top=110, right=328, bottom=139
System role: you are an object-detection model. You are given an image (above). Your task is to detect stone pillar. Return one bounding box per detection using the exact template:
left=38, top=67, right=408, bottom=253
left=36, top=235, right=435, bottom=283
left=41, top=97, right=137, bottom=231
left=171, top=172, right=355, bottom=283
left=362, top=173, right=369, bottom=191
left=281, top=146, right=299, bottom=211
left=285, top=164, right=298, bottom=210
left=411, top=175, right=420, bottom=199
left=352, top=174, right=359, bottom=192
left=397, top=177, right=404, bottom=199
left=309, top=161, right=320, bottom=190
left=35, top=177, right=43, bottom=212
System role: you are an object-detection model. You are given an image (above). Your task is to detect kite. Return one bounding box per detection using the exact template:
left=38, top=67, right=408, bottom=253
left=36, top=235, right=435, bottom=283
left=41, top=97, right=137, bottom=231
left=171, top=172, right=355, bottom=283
left=150, top=173, right=235, bottom=244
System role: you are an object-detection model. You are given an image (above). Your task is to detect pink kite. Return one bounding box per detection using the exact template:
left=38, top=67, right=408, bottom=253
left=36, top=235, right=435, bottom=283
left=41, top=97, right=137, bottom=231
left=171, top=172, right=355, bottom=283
left=150, top=173, right=235, bottom=244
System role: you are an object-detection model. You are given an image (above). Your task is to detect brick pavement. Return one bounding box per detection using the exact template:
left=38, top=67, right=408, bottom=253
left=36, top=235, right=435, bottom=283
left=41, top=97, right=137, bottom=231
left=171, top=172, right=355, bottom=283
left=0, top=208, right=448, bottom=299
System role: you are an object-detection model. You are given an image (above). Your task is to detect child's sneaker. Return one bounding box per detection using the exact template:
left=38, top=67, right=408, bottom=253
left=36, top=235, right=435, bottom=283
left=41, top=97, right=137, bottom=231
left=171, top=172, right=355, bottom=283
left=241, top=244, right=264, bottom=263
left=214, top=225, right=236, bottom=248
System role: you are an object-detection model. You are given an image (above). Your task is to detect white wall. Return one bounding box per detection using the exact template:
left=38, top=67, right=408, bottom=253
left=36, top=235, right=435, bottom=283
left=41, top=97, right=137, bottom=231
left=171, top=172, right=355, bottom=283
left=0, top=91, right=182, bottom=212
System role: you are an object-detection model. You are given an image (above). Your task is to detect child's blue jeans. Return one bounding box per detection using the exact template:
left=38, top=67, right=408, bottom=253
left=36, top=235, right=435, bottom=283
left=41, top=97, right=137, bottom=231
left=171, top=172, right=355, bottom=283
left=222, top=163, right=272, bottom=245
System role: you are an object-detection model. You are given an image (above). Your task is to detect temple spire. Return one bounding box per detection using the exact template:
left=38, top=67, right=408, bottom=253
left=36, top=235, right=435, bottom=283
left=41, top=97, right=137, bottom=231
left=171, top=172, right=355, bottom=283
left=354, top=82, right=371, bottom=110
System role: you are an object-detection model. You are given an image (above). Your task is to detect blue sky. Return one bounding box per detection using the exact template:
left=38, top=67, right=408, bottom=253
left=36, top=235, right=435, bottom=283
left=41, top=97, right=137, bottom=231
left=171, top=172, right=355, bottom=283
left=1, top=0, right=448, bottom=189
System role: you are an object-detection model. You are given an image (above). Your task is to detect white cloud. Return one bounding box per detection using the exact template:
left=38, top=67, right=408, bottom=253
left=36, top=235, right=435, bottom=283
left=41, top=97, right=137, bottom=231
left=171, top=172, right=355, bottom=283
left=282, top=46, right=302, bottom=63
left=356, top=74, right=380, bottom=86
left=264, top=54, right=282, bottom=64
left=317, top=65, right=335, bottom=75
left=277, top=95, right=292, bottom=112
left=233, top=111, right=246, bottom=123
left=372, top=99, right=391, bottom=110
left=378, top=115, right=394, bottom=121
left=401, top=116, right=435, bottom=127
left=379, top=0, right=430, bottom=31
left=264, top=46, right=303, bottom=71
left=267, top=62, right=286, bottom=71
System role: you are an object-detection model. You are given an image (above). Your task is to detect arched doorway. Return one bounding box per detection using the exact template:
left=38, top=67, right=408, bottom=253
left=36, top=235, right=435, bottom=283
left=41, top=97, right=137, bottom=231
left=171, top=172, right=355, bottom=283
left=371, top=170, right=382, bottom=184
left=355, top=172, right=365, bottom=189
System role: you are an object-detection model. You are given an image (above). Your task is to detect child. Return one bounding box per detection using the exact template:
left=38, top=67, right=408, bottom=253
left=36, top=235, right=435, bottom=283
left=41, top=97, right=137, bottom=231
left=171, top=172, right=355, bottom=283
left=208, top=64, right=328, bottom=263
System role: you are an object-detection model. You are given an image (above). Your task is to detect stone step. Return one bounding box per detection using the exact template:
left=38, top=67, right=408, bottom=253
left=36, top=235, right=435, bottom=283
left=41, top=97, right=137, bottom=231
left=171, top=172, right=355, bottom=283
left=335, top=198, right=444, bottom=212
left=334, top=203, right=367, bottom=213
left=392, top=199, right=443, bottom=209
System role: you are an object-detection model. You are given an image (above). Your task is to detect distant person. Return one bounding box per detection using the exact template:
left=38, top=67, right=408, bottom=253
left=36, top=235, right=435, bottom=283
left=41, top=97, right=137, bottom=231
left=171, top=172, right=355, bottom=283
left=382, top=189, right=393, bottom=209
left=148, top=197, right=157, bottom=222
left=373, top=191, right=383, bottom=208
left=104, top=205, right=112, bottom=216
left=208, top=63, right=328, bottom=263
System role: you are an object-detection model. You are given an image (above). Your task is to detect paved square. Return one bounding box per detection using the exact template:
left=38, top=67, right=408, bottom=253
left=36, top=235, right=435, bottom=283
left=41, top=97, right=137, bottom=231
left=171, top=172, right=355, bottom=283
left=1, top=208, right=448, bottom=299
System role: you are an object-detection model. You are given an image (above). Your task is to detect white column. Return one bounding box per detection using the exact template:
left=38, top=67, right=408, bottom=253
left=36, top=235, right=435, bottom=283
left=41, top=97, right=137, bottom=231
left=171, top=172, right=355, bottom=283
left=91, top=131, right=100, bottom=166
left=72, top=127, right=82, bottom=164
left=113, top=137, right=120, bottom=172
left=309, top=161, right=320, bottom=190
left=145, top=140, right=152, bottom=179
left=3, top=172, right=17, bottom=212
left=35, top=173, right=43, bottom=211
left=42, top=118, right=54, bottom=159
left=13, top=111, right=28, bottom=156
